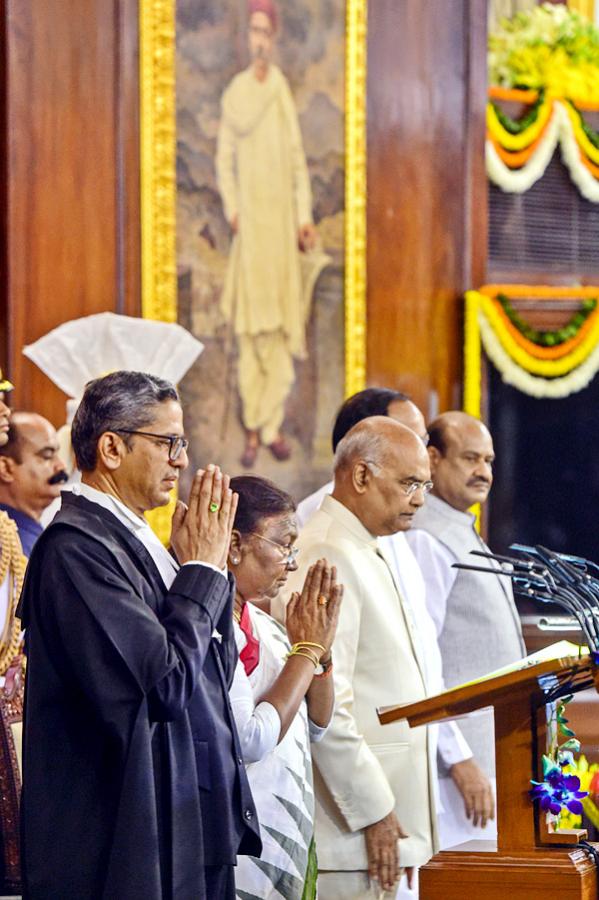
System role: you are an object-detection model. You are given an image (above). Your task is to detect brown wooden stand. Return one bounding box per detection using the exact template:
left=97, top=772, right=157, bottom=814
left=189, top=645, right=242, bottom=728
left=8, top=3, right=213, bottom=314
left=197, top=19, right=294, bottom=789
left=378, top=655, right=599, bottom=899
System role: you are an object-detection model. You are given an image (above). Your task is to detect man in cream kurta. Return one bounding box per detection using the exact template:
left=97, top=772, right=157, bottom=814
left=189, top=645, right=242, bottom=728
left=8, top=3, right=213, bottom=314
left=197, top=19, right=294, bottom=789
left=216, top=1, right=325, bottom=466
left=274, top=417, right=437, bottom=899
left=407, top=411, right=525, bottom=848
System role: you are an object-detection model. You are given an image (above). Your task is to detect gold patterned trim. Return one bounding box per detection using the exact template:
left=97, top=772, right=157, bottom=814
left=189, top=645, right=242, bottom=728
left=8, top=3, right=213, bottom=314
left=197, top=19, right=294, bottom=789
left=140, top=0, right=178, bottom=542
left=140, top=0, right=177, bottom=324
left=344, top=0, right=368, bottom=396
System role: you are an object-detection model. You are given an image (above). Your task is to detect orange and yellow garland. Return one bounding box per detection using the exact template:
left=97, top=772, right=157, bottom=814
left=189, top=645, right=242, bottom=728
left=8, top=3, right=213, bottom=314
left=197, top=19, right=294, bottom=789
left=464, top=285, right=599, bottom=418
left=486, top=88, right=599, bottom=201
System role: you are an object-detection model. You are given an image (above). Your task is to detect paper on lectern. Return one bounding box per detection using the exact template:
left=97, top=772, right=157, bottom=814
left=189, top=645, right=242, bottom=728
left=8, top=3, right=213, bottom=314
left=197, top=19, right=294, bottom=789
left=454, top=641, right=589, bottom=691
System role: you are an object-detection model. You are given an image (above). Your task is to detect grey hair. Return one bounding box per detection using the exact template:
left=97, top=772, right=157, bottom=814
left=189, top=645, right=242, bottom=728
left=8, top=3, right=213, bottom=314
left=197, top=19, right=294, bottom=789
left=333, top=427, right=386, bottom=476
left=71, top=370, right=179, bottom=472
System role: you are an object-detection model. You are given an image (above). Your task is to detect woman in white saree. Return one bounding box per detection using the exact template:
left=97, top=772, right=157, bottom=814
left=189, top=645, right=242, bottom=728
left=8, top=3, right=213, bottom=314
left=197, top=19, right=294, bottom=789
left=228, top=475, right=342, bottom=900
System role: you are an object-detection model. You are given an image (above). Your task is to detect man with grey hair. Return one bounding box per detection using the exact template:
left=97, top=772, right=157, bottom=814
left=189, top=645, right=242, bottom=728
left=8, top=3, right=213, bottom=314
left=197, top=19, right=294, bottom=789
left=17, top=371, right=260, bottom=899
left=274, top=416, right=436, bottom=899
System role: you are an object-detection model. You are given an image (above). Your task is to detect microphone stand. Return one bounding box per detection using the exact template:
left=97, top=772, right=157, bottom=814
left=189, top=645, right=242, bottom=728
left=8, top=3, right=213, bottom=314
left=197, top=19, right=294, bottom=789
left=452, top=544, right=599, bottom=653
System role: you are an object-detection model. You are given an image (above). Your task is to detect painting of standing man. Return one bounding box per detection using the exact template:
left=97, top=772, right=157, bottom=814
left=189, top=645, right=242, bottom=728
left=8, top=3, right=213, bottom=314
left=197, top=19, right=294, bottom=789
left=216, top=0, right=329, bottom=469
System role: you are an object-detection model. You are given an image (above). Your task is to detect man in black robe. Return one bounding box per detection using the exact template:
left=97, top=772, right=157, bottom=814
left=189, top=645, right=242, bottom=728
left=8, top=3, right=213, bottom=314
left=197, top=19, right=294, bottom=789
left=18, top=370, right=261, bottom=899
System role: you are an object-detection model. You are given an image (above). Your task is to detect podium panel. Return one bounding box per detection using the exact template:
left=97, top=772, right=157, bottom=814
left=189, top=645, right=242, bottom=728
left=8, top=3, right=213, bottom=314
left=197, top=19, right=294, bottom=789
left=420, top=845, right=597, bottom=899
left=378, top=654, right=599, bottom=898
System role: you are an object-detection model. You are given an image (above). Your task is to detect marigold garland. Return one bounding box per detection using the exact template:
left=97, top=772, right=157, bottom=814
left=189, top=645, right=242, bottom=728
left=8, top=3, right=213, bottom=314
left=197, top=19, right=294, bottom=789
left=495, top=294, right=597, bottom=357
left=463, top=287, right=599, bottom=412
left=487, top=97, right=553, bottom=151
left=479, top=313, right=599, bottom=398
left=487, top=101, right=599, bottom=202
left=564, top=103, right=599, bottom=166
left=497, top=293, right=596, bottom=345
left=488, top=86, right=539, bottom=104
left=477, top=293, right=599, bottom=377
left=492, top=300, right=598, bottom=360
left=489, top=130, right=548, bottom=168
left=487, top=96, right=599, bottom=199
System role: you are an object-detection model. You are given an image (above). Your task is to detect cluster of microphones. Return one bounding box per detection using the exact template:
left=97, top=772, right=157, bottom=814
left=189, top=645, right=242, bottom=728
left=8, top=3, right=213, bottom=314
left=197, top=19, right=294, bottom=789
left=453, top=545, right=599, bottom=655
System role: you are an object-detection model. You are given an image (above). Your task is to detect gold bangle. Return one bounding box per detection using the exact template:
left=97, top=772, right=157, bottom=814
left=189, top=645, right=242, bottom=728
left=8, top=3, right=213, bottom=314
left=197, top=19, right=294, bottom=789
left=297, top=648, right=320, bottom=666
left=293, top=641, right=326, bottom=654
left=286, top=648, right=319, bottom=668
left=288, top=649, right=319, bottom=667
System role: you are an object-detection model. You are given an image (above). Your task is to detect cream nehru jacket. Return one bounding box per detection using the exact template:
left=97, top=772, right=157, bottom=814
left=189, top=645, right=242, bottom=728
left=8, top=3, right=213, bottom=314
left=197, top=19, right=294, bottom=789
left=272, top=495, right=437, bottom=872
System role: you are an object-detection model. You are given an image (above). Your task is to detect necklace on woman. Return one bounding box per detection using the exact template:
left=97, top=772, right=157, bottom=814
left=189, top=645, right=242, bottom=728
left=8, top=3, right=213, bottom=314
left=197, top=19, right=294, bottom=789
left=233, top=594, right=245, bottom=623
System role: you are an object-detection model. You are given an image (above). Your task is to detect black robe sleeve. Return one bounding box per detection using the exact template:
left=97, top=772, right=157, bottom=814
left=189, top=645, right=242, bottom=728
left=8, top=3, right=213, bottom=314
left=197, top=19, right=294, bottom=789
left=35, top=533, right=232, bottom=722
left=19, top=523, right=227, bottom=899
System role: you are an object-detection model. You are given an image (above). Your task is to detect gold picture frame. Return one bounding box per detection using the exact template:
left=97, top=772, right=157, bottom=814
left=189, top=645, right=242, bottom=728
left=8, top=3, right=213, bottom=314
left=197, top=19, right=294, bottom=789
left=140, top=0, right=368, bottom=538
left=140, top=0, right=368, bottom=387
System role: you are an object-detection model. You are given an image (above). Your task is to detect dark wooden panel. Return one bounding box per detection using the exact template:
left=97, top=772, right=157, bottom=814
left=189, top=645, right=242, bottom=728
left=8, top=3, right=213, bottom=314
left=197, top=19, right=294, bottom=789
left=3, top=0, right=140, bottom=425
left=366, top=0, right=487, bottom=417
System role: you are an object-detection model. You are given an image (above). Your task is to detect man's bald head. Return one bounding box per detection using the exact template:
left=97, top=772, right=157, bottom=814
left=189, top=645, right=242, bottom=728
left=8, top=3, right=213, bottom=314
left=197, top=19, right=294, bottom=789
left=332, top=417, right=431, bottom=537
left=427, top=411, right=495, bottom=512
left=334, top=416, right=426, bottom=473
left=428, top=411, right=491, bottom=455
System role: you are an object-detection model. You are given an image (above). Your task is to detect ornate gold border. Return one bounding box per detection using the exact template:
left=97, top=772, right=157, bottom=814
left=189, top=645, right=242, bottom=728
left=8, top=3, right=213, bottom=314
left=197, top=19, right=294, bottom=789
left=139, top=0, right=177, bottom=323
left=141, top=0, right=369, bottom=386
left=140, top=0, right=178, bottom=541
left=345, top=0, right=368, bottom=396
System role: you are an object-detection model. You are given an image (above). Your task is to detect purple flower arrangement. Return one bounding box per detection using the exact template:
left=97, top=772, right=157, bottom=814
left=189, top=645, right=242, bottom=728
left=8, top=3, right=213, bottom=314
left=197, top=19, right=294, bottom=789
left=530, top=760, right=587, bottom=816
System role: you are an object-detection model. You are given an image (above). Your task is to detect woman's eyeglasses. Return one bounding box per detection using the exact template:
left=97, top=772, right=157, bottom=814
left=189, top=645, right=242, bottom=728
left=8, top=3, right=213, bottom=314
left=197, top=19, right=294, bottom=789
left=250, top=532, right=299, bottom=566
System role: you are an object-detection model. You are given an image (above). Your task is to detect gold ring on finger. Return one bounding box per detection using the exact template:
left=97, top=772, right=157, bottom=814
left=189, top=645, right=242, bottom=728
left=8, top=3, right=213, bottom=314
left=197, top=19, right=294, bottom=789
left=317, top=595, right=328, bottom=606
left=209, top=501, right=220, bottom=513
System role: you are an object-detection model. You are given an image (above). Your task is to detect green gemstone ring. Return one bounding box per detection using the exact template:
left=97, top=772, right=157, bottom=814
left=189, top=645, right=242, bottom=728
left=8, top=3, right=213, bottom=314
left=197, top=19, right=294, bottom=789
left=209, top=501, right=220, bottom=513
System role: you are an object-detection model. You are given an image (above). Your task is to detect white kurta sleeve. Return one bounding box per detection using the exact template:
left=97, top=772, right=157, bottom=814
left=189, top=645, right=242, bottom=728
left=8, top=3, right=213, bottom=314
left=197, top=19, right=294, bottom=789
left=229, top=621, right=282, bottom=764
left=215, top=113, right=238, bottom=225
left=437, top=721, right=473, bottom=769
left=229, top=660, right=281, bottom=763
left=308, top=717, right=328, bottom=743
left=280, top=78, right=313, bottom=228
left=405, top=529, right=458, bottom=638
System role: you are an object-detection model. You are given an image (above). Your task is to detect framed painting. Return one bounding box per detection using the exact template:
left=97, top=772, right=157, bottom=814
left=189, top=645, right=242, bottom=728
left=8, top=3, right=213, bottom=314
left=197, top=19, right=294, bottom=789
left=140, top=0, right=366, bottom=502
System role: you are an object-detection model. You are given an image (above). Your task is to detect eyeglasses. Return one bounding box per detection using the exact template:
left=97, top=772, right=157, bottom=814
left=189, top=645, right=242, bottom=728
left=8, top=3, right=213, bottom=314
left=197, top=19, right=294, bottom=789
left=400, top=480, right=434, bottom=496
left=115, top=429, right=189, bottom=462
left=250, top=532, right=299, bottom=566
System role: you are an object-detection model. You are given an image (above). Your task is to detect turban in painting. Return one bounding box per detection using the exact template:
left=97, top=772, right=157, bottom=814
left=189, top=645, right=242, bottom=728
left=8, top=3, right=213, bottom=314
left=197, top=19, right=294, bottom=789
left=248, top=0, right=278, bottom=31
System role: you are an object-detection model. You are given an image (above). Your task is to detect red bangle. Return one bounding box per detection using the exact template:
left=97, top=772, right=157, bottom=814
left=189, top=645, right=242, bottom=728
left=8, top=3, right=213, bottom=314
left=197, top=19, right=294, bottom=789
left=315, top=659, right=333, bottom=678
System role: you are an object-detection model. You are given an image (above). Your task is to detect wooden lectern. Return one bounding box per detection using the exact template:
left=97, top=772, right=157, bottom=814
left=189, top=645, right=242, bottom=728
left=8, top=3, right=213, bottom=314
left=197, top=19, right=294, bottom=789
left=378, top=654, right=599, bottom=898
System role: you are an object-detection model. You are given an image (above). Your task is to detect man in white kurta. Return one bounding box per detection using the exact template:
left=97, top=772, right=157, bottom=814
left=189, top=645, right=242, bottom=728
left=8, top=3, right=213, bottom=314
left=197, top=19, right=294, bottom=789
left=274, top=417, right=438, bottom=899
left=216, top=1, right=321, bottom=466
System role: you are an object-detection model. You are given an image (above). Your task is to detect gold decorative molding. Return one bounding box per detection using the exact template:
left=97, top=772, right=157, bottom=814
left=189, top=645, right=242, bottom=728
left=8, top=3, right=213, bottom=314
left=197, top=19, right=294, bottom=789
left=344, top=0, right=368, bottom=396
left=140, top=0, right=177, bottom=542
left=140, top=0, right=177, bottom=323
left=140, top=0, right=369, bottom=541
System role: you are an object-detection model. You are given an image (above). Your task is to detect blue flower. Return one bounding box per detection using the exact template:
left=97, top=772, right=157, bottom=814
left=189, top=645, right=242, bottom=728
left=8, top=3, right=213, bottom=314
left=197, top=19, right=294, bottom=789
left=530, top=765, right=588, bottom=816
